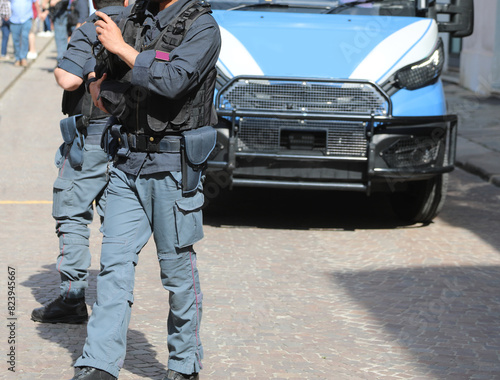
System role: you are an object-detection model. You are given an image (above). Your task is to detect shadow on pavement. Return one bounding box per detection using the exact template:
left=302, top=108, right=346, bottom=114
left=439, top=171, right=500, bottom=252
left=331, top=265, right=500, bottom=378
left=203, top=186, right=416, bottom=230
left=22, top=264, right=167, bottom=379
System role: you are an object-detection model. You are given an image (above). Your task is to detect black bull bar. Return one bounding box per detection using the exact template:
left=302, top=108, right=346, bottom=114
left=210, top=76, right=458, bottom=192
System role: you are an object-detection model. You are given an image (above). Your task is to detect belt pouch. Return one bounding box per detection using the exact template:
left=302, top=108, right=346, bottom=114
left=68, top=127, right=85, bottom=169
left=181, top=126, right=217, bottom=196
left=60, top=115, right=85, bottom=169
left=60, top=115, right=81, bottom=144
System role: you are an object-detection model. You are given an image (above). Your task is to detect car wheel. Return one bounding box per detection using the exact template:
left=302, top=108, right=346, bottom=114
left=390, top=173, right=449, bottom=224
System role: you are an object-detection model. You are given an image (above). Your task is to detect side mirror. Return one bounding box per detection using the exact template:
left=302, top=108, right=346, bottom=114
left=435, top=0, right=474, bottom=38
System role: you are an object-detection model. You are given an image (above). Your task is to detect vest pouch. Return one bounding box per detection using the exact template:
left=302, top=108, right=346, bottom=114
left=61, top=83, right=85, bottom=116
left=146, top=93, right=192, bottom=132
left=181, top=126, right=217, bottom=196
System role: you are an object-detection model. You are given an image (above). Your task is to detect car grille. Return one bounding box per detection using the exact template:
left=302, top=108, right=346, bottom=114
left=218, top=78, right=388, bottom=158
left=218, top=78, right=388, bottom=115
left=238, top=118, right=368, bottom=157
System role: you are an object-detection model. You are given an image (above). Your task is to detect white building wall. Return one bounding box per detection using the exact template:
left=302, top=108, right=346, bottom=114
left=460, top=0, right=500, bottom=94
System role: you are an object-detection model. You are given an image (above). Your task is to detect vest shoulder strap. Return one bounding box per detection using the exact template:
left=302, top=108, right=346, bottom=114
left=144, top=0, right=212, bottom=52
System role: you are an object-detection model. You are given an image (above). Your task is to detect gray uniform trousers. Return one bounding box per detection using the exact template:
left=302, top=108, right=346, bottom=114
left=53, top=124, right=109, bottom=299
left=74, top=167, right=205, bottom=377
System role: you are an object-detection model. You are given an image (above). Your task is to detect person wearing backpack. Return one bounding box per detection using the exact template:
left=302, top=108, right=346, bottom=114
left=40, top=0, right=69, bottom=62
left=66, top=0, right=89, bottom=37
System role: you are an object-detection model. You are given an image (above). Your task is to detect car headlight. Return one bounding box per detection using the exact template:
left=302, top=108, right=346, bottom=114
left=395, top=39, right=445, bottom=91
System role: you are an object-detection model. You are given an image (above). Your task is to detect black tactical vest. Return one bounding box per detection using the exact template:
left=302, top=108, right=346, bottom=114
left=106, top=0, right=217, bottom=136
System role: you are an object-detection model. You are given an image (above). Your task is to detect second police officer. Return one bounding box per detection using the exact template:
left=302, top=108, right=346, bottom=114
left=31, top=0, right=128, bottom=324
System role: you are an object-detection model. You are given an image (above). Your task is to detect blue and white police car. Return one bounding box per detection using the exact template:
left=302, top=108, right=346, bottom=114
left=206, top=0, right=474, bottom=223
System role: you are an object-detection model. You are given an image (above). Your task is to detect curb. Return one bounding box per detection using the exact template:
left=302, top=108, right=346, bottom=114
left=455, top=136, right=500, bottom=189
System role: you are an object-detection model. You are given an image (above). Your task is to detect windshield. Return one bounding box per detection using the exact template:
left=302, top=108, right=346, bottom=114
left=209, top=0, right=418, bottom=16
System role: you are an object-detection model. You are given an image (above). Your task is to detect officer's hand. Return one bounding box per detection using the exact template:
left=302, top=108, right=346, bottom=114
left=95, top=12, right=126, bottom=55
left=89, top=73, right=109, bottom=113
left=94, top=11, right=139, bottom=69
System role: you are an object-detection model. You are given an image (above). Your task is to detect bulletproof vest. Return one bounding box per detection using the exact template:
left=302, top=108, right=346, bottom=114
left=115, top=0, right=217, bottom=136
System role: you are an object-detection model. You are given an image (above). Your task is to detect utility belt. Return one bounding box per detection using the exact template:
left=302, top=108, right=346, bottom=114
left=128, top=134, right=182, bottom=153
left=59, top=115, right=107, bottom=169
left=101, top=119, right=216, bottom=196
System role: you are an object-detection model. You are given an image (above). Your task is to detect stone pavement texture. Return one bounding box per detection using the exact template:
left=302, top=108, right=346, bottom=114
left=0, top=36, right=500, bottom=380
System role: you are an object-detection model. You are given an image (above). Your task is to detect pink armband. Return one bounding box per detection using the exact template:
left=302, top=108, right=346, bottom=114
left=155, top=51, right=170, bottom=61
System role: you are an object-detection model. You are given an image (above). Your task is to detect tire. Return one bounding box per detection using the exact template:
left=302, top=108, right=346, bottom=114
left=390, top=173, right=449, bottom=224
left=202, top=172, right=230, bottom=210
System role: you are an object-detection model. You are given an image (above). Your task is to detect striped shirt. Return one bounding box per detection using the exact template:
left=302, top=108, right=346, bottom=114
left=0, top=0, right=11, bottom=20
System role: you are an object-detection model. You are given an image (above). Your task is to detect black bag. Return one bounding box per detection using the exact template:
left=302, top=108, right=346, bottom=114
left=49, top=0, right=69, bottom=19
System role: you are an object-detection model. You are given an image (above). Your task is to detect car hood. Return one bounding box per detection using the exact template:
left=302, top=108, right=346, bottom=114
left=214, top=10, right=438, bottom=84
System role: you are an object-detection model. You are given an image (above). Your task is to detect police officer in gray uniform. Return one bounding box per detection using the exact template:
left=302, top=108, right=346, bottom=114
left=30, top=0, right=128, bottom=324
left=71, top=0, right=220, bottom=379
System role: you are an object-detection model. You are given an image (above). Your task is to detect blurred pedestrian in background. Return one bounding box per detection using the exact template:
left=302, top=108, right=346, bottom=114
left=0, top=0, right=11, bottom=60
left=27, top=0, right=39, bottom=59
left=40, top=0, right=68, bottom=63
left=66, top=0, right=89, bottom=38
left=10, top=0, right=40, bottom=66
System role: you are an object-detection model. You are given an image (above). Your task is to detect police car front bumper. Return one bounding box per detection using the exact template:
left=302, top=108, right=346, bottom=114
left=207, top=109, right=457, bottom=194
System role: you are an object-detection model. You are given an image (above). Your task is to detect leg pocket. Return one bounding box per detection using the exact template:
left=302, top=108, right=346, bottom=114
left=52, top=177, right=74, bottom=218
left=173, top=192, right=204, bottom=248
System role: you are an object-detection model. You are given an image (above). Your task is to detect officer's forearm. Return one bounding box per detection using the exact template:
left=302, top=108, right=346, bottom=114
left=113, top=43, right=139, bottom=70
left=54, top=68, right=83, bottom=91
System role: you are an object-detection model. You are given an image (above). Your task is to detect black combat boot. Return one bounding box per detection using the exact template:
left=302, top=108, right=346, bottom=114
left=31, top=295, right=88, bottom=324
left=72, top=367, right=117, bottom=380
left=163, top=369, right=199, bottom=380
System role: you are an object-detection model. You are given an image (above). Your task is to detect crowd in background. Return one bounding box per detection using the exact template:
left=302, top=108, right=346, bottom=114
left=0, top=0, right=95, bottom=66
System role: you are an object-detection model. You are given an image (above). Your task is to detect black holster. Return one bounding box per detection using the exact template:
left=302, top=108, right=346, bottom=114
left=100, top=116, right=130, bottom=160
left=181, top=126, right=217, bottom=196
